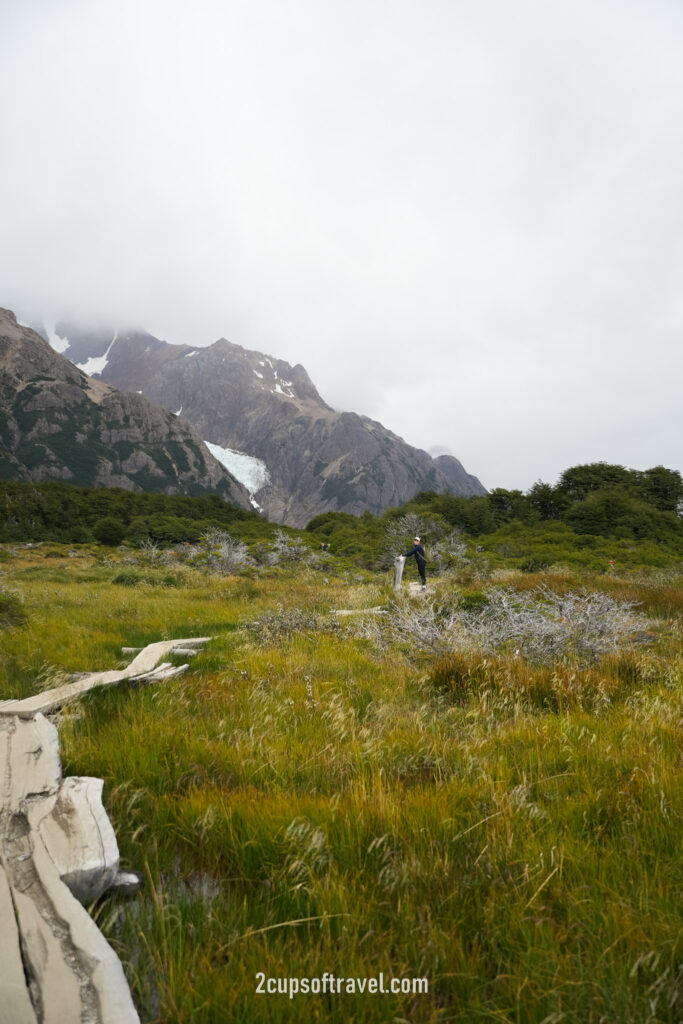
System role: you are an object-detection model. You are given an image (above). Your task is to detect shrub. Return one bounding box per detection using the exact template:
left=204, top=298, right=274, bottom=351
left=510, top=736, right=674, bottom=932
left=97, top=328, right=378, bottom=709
left=93, top=516, right=127, bottom=547
left=457, top=588, right=489, bottom=612
left=380, top=513, right=449, bottom=570
left=188, top=528, right=251, bottom=573
left=245, top=607, right=342, bottom=645
left=264, top=530, right=317, bottom=566
left=356, top=585, right=651, bottom=664
left=69, top=526, right=92, bottom=543
left=520, top=557, right=550, bottom=573
left=430, top=529, right=470, bottom=573
left=111, top=569, right=187, bottom=588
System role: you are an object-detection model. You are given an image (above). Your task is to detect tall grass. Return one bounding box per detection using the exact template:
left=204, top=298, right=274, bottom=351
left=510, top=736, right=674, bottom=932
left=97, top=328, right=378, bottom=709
left=2, top=544, right=681, bottom=1022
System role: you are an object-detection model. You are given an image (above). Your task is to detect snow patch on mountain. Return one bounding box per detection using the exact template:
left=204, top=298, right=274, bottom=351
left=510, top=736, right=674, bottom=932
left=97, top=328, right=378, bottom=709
left=204, top=441, right=270, bottom=495
left=77, top=335, right=117, bottom=376
left=46, top=324, right=71, bottom=354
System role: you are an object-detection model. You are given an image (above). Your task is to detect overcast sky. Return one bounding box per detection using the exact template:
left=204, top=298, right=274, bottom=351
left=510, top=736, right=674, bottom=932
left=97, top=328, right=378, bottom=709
left=2, top=0, right=681, bottom=492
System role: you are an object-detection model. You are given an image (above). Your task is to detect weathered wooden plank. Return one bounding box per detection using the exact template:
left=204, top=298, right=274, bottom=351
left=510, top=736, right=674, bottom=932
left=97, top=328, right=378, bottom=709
left=0, top=718, right=11, bottom=801
left=29, top=822, right=140, bottom=1024
left=333, top=607, right=385, bottom=616
left=0, top=636, right=210, bottom=717
left=11, top=887, right=85, bottom=1024
left=31, top=777, right=120, bottom=904
left=0, top=863, right=39, bottom=1024
left=3, top=715, right=61, bottom=805
left=0, top=635, right=212, bottom=1021
left=1, top=713, right=140, bottom=1023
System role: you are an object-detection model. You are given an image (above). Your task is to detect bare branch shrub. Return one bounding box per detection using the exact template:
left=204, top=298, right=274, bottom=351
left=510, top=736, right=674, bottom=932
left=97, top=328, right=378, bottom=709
left=138, top=537, right=161, bottom=561
left=189, top=528, right=251, bottom=573
left=245, top=607, right=343, bottom=645
left=534, top=585, right=651, bottom=659
left=136, top=538, right=175, bottom=567
left=380, top=513, right=448, bottom=570
left=429, top=528, right=470, bottom=573
left=263, top=530, right=318, bottom=567
left=354, top=586, right=651, bottom=664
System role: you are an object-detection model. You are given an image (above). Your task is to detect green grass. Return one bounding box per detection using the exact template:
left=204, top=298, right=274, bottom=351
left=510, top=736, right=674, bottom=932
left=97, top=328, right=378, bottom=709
left=1, top=544, right=681, bottom=1022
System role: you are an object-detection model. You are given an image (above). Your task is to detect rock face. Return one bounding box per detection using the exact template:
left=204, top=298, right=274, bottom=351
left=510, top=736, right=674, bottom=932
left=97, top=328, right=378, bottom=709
left=47, top=321, right=487, bottom=526
left=0, top=309, right=251, bottom=506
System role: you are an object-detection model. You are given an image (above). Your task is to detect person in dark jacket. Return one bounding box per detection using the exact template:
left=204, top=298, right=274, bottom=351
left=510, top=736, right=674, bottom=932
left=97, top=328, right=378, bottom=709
left=403, top=536, right=426, bottom=589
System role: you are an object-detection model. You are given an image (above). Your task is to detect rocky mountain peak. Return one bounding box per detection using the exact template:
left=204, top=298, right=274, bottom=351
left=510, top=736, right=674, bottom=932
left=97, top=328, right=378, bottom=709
left=188, top=337, right=330, bottom=411
left=0, top=310, right=251, bottom=506
left=40, top=317, right=486, bottom=525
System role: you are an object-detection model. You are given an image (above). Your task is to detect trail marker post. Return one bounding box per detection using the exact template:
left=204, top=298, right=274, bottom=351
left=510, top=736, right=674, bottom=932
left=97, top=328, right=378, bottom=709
left=393, top=554, right=405, bottom=594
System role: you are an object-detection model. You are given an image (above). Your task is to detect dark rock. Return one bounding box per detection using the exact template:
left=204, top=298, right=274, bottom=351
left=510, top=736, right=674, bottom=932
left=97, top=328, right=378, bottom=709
left=0, top=308, right=251, bottom=507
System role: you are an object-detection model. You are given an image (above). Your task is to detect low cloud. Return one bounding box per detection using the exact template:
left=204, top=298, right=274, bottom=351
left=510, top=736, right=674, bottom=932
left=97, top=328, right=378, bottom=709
left=2, top=0, right=682, bottom=490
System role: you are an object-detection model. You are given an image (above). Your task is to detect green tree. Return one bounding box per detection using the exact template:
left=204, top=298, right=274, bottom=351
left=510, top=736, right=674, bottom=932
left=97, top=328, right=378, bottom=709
left=488, top=488, right=526, bottom=526
left=638, top=466, right=683, bottom=513
left=557, top=463, right=632, bottom=502
left=459, top=496, right=495, bottom=535
left=565, top=487, right=659, bottom=539
left=526, top=480, right=566, bottom=520
left=93, top=516, right=127, bottom=546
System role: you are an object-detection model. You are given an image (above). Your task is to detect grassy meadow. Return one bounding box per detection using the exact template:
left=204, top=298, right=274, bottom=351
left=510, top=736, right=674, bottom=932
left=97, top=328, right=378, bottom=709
left=1, top=541, right=681, bottom=1023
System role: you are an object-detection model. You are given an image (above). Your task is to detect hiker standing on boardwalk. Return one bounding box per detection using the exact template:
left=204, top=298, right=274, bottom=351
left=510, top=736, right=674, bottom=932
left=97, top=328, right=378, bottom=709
left=403, top=536, right=427, bottom=590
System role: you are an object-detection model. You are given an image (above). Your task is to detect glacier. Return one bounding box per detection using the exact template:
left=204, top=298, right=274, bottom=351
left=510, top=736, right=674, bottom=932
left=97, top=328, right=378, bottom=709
left=204, top=441, right=270, bottom=496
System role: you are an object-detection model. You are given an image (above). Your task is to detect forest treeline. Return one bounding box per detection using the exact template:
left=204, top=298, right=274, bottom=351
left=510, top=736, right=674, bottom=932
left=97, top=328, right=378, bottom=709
left=0, top=482, right=273, bottom=545
left=306, top=462, right=683, bottom=569
left=410, top=462, right=682, bottom=538
left=1, top=462, right=681, bottom=570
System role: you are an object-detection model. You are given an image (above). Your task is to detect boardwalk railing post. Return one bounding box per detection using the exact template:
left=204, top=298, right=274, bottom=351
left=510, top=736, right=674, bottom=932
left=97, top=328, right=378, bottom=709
left=393, top=555, right=405, bottom=594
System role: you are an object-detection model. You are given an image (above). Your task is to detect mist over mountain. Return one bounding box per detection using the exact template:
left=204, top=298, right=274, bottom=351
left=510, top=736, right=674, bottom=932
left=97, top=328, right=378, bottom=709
left=0, top=310, right=251, bottom=506
left=43, top=320, right=486, bottom=526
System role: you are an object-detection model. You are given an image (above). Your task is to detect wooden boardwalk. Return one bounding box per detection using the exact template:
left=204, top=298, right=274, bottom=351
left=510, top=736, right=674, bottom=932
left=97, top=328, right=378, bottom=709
left=0, top=637, right=210, bottom=1023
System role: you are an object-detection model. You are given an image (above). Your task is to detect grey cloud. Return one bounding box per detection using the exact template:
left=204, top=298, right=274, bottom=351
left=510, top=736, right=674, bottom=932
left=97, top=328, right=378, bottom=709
left=1, top=0, right=682, bottom=491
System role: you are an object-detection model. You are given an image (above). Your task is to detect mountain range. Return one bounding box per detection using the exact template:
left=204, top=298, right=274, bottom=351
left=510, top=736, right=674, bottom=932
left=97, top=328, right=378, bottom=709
left=0, top=309, right=251, bottom=507
left=39, top=319, right=486, bottom=525
left=1, top=306, right=485, bottom=525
